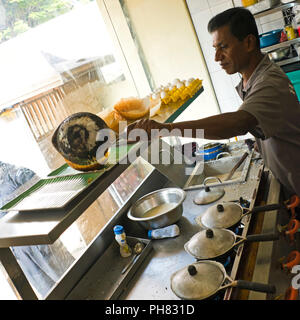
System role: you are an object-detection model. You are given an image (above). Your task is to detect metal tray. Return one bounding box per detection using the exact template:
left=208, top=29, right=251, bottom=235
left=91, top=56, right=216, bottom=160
left=66, top=236, right=153, bottom=300
left=183, top=150, right=253, bottom=190
left=1, top=172, right=103, bottom=212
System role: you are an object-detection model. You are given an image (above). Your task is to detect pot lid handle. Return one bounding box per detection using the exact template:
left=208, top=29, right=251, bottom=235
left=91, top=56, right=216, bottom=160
left=206, top=229, right=214, bottom=238
left=187, top=265, right=197, bottom=276
left=204, top=176, right=223, bottom=186
left=217, top=204, right=224, bottom=212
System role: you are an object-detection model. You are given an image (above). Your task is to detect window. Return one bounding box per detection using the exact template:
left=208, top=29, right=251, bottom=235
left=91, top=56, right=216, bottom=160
left=0, top=0, right=150, bottom=173
left=0, top=0, right=151, bottom=300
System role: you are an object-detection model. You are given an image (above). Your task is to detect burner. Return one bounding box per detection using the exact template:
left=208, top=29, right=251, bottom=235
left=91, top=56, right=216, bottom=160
left=234, top=225, right=244, bottom=236
left=239, top=197, right=250, bottom=208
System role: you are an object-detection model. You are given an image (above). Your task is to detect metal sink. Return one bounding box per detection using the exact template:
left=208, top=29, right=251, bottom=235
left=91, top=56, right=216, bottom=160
left=183, top=150, right=253, bottom=190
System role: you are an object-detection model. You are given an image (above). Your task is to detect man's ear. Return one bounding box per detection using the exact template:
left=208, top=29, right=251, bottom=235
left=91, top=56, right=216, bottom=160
left=245, top=34, right=257, bottom=52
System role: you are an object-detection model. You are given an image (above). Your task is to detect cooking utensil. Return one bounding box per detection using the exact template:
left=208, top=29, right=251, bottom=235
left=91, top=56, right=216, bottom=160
left=193, top=177, right=225, bottom=205
left=121, top=242, right=145, bottom=274
left=52, top=112, right=111, bottom=171
left=224, top=152, right=248, bottom=181
left=184, top=228, right=279, bottom=261
left=127, top=188, right=186, bottom=229
left=196, top=201, right=283, bottom=230
left=170, top=260, right=276, bottom=300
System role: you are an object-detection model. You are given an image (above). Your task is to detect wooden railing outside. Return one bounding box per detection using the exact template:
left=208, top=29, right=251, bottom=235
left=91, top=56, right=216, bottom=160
left=18, top=86, right=68, bottom=141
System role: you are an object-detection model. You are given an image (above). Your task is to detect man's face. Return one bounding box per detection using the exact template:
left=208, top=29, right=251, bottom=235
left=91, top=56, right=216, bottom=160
left=212, top=24, right=250, bottom=75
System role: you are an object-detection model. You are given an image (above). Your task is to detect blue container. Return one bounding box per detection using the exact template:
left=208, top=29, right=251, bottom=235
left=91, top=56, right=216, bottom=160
left=286, top=70, right=300, bottom=101
left=259, top=29, right=282, bottom=48
left=197, top=143, right=224, bottom=161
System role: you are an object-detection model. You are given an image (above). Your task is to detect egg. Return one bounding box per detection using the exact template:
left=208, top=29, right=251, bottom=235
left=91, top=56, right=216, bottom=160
left=176, top=82, right=184, bottom=89
left=172, top=78, right=180, bottom=86
left=160, top=91, right=167, bottom=99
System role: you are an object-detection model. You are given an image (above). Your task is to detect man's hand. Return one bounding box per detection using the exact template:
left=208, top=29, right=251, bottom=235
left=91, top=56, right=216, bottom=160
left=126, top=119, right=171, bottom=142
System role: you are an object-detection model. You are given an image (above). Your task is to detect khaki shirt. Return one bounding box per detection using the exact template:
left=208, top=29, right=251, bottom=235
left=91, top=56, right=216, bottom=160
left=236, top=55, right=300, bottom=197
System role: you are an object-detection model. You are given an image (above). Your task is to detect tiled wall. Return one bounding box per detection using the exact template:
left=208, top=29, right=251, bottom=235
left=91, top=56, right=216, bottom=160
left=186, top=0, right=285, bottom=114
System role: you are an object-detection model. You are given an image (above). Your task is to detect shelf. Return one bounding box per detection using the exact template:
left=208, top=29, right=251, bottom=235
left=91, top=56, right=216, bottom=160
left=261, top=37, right=300, bottom=52
left=276, top=55, right=300, bottom=66
left=150, top=85, right=203, bottom=123
left=253, top=1, right=300, bottom=19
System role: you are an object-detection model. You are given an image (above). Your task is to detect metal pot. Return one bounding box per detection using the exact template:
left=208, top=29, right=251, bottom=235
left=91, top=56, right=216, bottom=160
left=196, top=142, right=224, bottom=161
left=184, top=228, right=279, bottom=261
left=268, top=47, right=290, bottom=61
left=196, top=201, right=282, bottom=230
left=170, top=260, right=276, bottom=300
left=127, top=188, right=186, bottom=229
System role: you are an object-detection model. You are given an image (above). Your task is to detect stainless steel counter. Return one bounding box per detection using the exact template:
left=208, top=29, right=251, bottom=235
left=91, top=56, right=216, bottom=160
left=67, top=151, right=266, bottom=300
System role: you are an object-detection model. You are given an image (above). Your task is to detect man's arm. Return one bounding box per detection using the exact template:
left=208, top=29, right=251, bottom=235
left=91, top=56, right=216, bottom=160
left=126, top=110, right=258, bottom=140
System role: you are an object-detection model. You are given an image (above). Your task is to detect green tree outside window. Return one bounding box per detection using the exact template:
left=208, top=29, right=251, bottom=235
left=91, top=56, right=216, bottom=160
left=0, top=0, right=92, bottom=43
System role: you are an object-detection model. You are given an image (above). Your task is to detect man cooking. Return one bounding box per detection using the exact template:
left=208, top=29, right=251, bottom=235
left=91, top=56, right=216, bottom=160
left=126, top=7, right=300, bottom=198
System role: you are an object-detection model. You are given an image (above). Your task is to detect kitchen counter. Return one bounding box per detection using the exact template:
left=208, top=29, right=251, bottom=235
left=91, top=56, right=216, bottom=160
left=67, top=147, right=269, bottom=300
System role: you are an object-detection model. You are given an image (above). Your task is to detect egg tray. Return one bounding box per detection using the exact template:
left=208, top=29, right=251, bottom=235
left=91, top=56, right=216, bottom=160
left=151, top=85, right=204, bottom=124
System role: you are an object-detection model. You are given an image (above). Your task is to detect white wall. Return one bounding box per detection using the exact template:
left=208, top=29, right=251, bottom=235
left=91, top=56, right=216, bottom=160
left=120, top=0, right=221, bottom=122
left=186, top=0, right=285, bottom=114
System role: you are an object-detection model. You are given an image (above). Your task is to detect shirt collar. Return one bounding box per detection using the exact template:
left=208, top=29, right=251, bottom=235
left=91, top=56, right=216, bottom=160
left=236, top=54, right=271, bottom=93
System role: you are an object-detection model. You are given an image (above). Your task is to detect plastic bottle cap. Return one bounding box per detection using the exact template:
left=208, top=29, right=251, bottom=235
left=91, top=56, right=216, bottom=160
left=113, top=225, right=124, bottom=235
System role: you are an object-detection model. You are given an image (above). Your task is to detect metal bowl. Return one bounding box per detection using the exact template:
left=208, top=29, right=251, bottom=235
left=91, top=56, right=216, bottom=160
left=268, top=47, right=290, bottom=61
left=127, top=188, right=186, bottom=229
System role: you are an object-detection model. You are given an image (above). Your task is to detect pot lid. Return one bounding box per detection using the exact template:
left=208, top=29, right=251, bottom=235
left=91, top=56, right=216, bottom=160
left=184, top=228, right=235, bottom=259
left=200, top=202, right=243, bottom=229
left=193, top=186, right=225, bottom=205
left=170, top=261, right=224, bottom=300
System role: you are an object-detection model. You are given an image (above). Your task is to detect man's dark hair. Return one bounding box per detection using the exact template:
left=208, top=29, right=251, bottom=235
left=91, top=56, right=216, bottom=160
left=207, top=7, right=260, bottom=48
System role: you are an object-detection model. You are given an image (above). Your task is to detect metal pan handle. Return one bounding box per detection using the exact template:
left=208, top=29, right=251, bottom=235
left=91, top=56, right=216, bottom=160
left=250, top=204, right=282, bottom=213
left=233, top=280, right=276, bottom=294
left=245, top=232, right=280, bottom=242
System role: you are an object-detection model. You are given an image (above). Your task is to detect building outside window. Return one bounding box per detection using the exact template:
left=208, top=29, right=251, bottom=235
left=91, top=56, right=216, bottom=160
left=0, top=0, right=151, bottom=299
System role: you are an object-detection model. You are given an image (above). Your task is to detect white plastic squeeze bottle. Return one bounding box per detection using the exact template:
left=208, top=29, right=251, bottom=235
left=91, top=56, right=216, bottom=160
left=148, top=224, right=180, bottom=239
